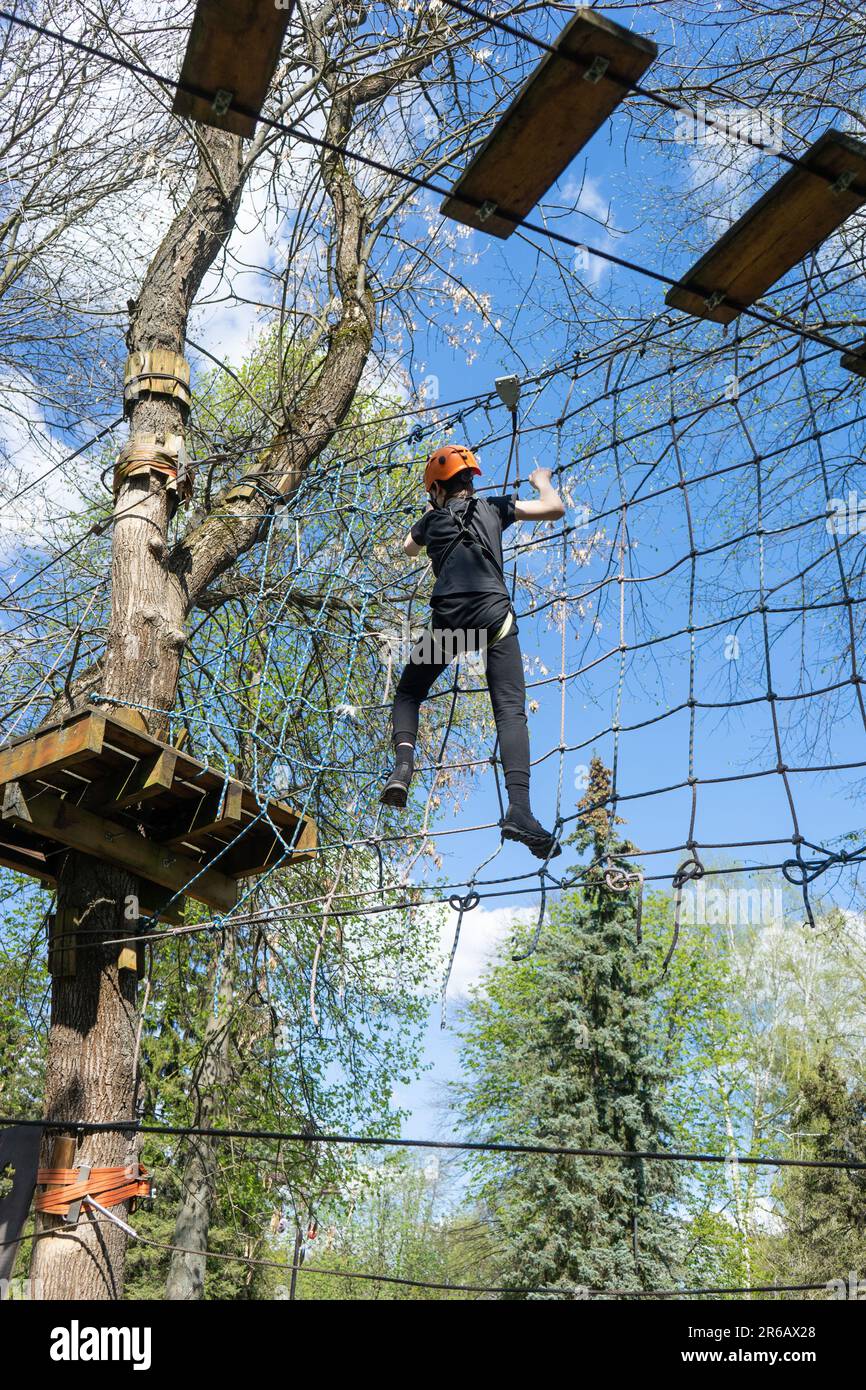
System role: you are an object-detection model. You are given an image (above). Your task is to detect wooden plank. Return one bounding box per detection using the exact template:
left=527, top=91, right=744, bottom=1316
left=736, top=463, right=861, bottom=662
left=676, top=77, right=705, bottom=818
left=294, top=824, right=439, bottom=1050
left=172, top=0, right=295, bottom=138
left=29, top=767, right=94, bottom=795
left=235, top=784, right=308, bottom=828
left=98, top=713, right=167, bottom=759
left=1, top=783, right=237, bottom=913
left=116, top=747, right=178, bottom=807
left=124, top=348, right=191, bottom=414
left=160, top=779, right=244, bottom=849
left=117, top=942, right=139, bottom=973
left=0, top=835, right=57, bottom=885
left=81, top=747, right=178, bottom=813
left=665, top=129, right=866, bottom=323
left=221, top=836, right=284, bottom=878
left=440, top=8, right=657, bottom=239
left=0, top=713, right=106, bottom=788
left=221, top=815, right=316, bottom=878
left=840, top=340, right=866, bottom=377
left=0, top=709, right=90, bottom=753
left=0, top=833, right=186, bottom=924
left=98, top=715, right=224, bottom=792
left=293, top=816, right=317, bottom=859
left=107, top=706, right=150, bottom=735
left=98, top=713, right=308, bottom=821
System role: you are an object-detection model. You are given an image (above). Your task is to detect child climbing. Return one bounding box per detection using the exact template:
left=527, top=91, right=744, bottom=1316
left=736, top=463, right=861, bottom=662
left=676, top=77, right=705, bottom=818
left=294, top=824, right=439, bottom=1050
left=380, top=443, right=565, bottom=859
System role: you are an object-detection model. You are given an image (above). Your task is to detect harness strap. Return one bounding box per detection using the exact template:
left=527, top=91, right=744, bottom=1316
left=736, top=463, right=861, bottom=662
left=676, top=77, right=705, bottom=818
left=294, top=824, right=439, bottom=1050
left=437, top=497, right=504, bottom=580
left=488, top=609, right=514, bottom=648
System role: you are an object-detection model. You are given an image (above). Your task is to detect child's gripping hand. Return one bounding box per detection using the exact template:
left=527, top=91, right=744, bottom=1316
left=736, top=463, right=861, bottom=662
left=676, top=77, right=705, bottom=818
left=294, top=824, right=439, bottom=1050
left=528, top=466, right=552, bottom=492
left=515, top=467, right=565, bottom=522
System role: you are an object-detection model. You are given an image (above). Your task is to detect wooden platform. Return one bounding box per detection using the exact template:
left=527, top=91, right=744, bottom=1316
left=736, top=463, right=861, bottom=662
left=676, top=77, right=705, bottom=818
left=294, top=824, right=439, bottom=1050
left=665, top=129, right=866, bottom=324
left=172, top=0, right=295, bottom=138
left=440, top=9, right=657, bottom=239
left=0, top=710, right=315, bottom=918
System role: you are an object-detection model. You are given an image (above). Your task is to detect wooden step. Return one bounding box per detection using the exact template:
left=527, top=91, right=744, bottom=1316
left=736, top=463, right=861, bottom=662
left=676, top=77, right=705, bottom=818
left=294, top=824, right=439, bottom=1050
left=666, top=129, right=866, bottom=323
left=172, top=0, right=295, bottom=138
left=441, top=8, right=657, bottom=239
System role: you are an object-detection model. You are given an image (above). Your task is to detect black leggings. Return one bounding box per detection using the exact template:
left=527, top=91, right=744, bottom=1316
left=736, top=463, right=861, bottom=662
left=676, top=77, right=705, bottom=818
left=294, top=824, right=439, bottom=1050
left=391, top=625, right=530, bottom=801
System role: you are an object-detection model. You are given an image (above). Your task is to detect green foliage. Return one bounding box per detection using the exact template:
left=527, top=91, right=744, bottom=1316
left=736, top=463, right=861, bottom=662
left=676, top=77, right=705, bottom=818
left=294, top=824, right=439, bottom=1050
left=639, top=895, right=755, bottom=1291
left=259, top=1155, right=499, bottom=1301
left=455, top=758, right=681, bottom=1296
left=760, top=1056, right=866, bottom=1296
left=0, top=877, right=49, bottom=1115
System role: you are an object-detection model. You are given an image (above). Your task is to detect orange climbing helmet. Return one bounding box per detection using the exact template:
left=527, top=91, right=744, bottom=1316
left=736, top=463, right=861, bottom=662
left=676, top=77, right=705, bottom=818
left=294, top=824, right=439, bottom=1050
left=423, top=443, right=481, bottom=493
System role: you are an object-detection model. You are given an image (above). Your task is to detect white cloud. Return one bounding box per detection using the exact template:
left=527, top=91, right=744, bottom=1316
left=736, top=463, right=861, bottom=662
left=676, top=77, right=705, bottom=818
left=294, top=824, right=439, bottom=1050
left=558, top=174, right=618, bottom=287
left=0, top=375, right=107, bottom=542
left=438, top=902, right=536, bottom=1000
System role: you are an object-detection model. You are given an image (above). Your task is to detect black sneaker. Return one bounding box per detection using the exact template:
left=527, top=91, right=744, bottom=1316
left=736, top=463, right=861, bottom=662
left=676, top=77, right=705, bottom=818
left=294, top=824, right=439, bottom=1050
left=500, top=804, right=562, bottom=859
left=380, top=761, right=413, bottom=808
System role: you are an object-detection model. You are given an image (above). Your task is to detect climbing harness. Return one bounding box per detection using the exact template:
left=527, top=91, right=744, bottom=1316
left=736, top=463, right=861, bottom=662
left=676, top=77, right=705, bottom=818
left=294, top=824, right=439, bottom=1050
left=436, top=495, right=506, bottom=582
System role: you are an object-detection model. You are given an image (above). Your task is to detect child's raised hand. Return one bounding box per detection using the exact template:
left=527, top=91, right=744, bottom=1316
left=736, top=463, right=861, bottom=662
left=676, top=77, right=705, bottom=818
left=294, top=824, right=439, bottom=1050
left=528, top=466, right=552, bottom=491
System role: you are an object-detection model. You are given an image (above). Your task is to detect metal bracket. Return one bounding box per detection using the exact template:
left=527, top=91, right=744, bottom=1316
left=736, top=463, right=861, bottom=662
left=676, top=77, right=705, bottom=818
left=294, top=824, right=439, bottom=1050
left=212, top=88, right=234, bottom=117
left=84, top=1194, right=139, bottom=1239
left=495, top=374, right=522, bottom=410
left=583, top=56, right=610, bottom=85
left=64, top=1165, right=90, bottom=1227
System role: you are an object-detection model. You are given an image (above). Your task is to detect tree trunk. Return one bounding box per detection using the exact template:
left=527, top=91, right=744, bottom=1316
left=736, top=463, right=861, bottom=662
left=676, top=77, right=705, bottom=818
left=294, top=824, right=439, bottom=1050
left=31, top=126, right=245, bottom=1300
left=27, top=31, right=427, bottom=1292
left=164, top=933, right=235, bottom=1300
left=29, top=857, right=138, bottom=1298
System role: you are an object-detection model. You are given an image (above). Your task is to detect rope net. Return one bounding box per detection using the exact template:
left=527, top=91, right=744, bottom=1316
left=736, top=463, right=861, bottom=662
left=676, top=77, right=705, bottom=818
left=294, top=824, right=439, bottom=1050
left=2, top=0, right=866, bottom=1302
left=4, top=303, right=866, bottom=974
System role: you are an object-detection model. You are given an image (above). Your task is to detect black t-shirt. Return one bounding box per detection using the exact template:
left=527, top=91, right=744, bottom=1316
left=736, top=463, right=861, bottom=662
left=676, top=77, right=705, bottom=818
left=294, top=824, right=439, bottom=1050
left=410, top=494, right=516, bottom=633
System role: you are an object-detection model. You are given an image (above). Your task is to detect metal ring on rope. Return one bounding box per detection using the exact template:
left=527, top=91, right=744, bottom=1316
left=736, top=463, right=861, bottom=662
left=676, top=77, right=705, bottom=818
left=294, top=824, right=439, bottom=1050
left=604, top=864, right=643, bottom=893
left=605, top=862, right=645, bottom=942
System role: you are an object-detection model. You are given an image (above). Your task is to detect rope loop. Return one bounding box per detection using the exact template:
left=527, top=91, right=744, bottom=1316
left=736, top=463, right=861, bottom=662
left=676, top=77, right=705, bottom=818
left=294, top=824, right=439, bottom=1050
left=782, top=850, right=846, bottom=886
left=448, top=890, right=480, bottom=914
left=671, top=853, right=705, bottom=889
left=440, top=891, right=481, bottom=1027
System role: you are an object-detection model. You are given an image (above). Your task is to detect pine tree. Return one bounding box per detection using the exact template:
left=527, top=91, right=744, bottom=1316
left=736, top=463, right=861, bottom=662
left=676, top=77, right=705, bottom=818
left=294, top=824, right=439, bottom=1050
left=766, top=1055, right=866, bottom=1297
left=457, top=757, right=681, bottom=1297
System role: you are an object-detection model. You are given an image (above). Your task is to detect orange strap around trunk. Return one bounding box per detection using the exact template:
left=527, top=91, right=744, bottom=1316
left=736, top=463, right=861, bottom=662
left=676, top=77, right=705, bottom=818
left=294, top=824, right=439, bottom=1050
left=35, top=1165, right=151, bottom=1215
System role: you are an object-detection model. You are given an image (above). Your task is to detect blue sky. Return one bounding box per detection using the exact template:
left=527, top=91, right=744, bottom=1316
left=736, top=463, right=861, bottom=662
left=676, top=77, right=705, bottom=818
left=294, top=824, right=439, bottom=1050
left=3, top=3, right=866, bottom=1148
left=384, top=7, right=866, bottom=1135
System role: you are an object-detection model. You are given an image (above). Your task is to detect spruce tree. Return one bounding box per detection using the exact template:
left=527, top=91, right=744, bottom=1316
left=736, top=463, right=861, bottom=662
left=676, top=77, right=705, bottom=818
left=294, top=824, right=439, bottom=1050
left=457, top=757, right=681, bottom=1297
left=767, top=1055, right=866, bottom=1297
